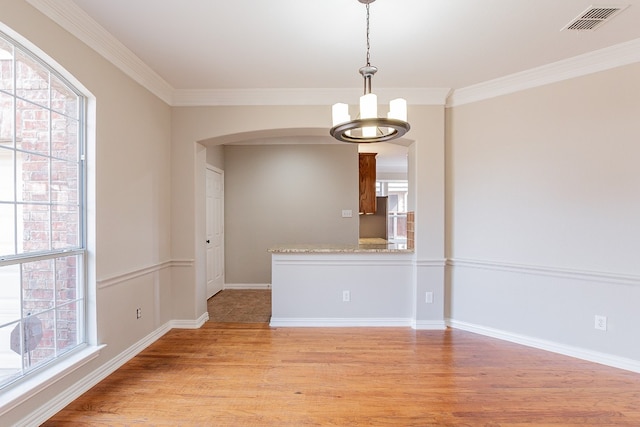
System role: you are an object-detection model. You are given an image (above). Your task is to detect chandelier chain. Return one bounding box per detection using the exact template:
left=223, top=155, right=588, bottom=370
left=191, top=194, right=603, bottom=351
left=365, top=2, right=371, bottom=66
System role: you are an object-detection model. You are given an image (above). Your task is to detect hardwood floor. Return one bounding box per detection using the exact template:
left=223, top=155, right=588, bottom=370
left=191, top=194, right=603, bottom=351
left=43, top=324, right=640, bottom=426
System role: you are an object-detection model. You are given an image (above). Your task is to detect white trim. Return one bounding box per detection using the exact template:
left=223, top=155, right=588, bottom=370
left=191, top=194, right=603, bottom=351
left=171, top=312, right=209, bottom=329
left=0, top=16, right=94, bottom=100
left=97, top=259, right=194, bottom=289
left=26, top=0, right=174, bottom=105
left=412, top=320, right=447, bottom=330
left=22, top=1, right=640, bottom=108
left=172, top=87, right=452, bottom=107
left=3, top=201, right=203, bottom=424
left=449, top=258, right=640, bottom=288
left=0, top=344, right=104, bottom=419
left=272, top=258, right=414, bottom=267
left=270, top=317, right=412, bottom=328
left=206, top=164, right=224, bottom=174
left=223, top=283, right=272, bottom=290
left=13, top=311, right=211, bottom=425
left=416, top=259, right=447, bottom=268
left=10, top=321, right=172, bottom=426
left=23, top=0, right=640, bottom=108
left=448, top=319, right=640, bottom=374
left=448, top=37, right=640, bottom=107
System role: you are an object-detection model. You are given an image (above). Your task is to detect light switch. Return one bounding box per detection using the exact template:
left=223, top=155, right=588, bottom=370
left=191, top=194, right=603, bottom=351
left=342, top=209, right=353, bottom=218
left=425, top=292, right=434, bottom=303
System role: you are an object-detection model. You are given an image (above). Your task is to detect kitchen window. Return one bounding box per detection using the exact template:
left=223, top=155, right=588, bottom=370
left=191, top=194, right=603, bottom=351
left=0, top=30, right=86, bottom=390
left=377, top=180, right=408, bottom=243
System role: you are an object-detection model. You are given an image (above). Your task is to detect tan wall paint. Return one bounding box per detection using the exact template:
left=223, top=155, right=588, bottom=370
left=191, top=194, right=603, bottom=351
left=448, top=63, right=640, bottom=274
left=8, top=0, right=639, bottom=418
left=224, top=144, right=359, bottom=284
left=170, top=105, right=446, bottom=314
left=2, top=2, right=447, bottom=421
left=1, top=1, right=172, bottom=424
left=447, top=63, right=640, bottom=361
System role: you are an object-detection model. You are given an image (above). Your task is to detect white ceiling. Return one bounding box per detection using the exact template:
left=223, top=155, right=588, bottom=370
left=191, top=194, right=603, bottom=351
left=28, top=0, right=640, bottom=169
left=61, top=0, right=640, bottom=95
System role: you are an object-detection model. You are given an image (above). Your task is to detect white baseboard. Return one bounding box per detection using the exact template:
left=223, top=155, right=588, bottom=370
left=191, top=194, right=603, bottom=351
left=270, top=317, right=412, bottom=327
left=413, top=320, right=447, bottom=330
left=21, top=314, right=638, bottom=426
left=1, top=345, right=103, bottom=422
left=224, top=283, right=271, bottom=290
left=23, top=311, right=210, bottom=425
left=171, top=311, right=209, bottom=329
left=270, top=318, right=447, bottom=330
left=448, top=319, right=640, bottom=374
left=21, top=322, right=173, bottom=426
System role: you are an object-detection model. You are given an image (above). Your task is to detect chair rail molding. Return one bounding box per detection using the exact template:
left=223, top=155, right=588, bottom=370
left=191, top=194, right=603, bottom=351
left=97, top=259, right=195, bottom=289
left=448, top=258, right=640, bottom=288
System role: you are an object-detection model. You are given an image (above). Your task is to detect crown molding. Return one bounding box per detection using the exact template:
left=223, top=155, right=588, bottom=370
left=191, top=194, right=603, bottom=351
left=171, top=87, right=452, bottom=107
left=448, top=37, right=640, bottom=107
left=26, top=0, right=174, bottom=105
left=25, top=0, right=449, bottom=107
left=26, top=0, right=640, bottom=108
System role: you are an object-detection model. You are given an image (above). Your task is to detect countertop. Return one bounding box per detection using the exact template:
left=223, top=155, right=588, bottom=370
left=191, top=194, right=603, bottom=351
left=268, top=239, right=412, bottom=254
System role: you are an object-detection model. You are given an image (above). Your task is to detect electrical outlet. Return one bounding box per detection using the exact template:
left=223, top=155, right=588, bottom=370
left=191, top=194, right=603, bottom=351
left=594, top=315, right=607, bottom=331
left=342, top=290, right=351, bottom=302
left=136, top=307, right=142, bottom=319
left=425, top=292, right=434, bottom=304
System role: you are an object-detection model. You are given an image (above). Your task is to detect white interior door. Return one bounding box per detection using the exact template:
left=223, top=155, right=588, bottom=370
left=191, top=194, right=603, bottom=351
left=206, top=167, right=224, bottom=298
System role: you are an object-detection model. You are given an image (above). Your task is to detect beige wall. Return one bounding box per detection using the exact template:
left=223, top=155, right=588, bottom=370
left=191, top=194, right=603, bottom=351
left=205, top=144, right=225, bottom=170
left=1, top=2, right=442, bottom=422
left=447, top=63, right=640, bottom=362
left=170, top=105, right=335, bottom=319
left=1, top=1, right=173, bottom=424
left=448, top=63, right=640, bottom=273
left=170, top=104, right=446, bottom=320
left=7, top=0, right=638, bottom=422
left=6, top=0, right=639, bottom=423
left=224, top=143, right=359, bottom=284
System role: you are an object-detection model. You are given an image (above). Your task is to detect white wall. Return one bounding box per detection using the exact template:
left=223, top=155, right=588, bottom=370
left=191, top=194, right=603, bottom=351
left=447, top=63, right=640, bottom=369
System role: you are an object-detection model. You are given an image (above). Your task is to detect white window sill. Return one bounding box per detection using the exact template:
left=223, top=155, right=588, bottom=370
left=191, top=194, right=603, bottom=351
left=0, top=344, right=105, bottom=416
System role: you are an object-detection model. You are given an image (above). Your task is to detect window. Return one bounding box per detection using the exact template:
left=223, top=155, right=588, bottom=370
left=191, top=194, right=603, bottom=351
left=0, top=31, right=85, bottom=390
left=377, top=180, right=408, bottom=243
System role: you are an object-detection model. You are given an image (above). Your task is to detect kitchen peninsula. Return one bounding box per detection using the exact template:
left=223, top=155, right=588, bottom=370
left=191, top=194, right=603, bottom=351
left=269, top=240, right=415, bottom=327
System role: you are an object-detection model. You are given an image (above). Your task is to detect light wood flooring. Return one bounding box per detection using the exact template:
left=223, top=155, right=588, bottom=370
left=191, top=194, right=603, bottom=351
left=43, top=321, right=640, bottom=426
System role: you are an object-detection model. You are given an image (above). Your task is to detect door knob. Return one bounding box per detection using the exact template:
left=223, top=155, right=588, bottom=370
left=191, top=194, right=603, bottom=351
left=206, top=240, right=210, bottom=244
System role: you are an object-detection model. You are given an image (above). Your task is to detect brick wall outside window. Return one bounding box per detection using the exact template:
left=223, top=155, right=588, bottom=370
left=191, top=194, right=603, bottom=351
left=0, top=34, right=83, bottom=380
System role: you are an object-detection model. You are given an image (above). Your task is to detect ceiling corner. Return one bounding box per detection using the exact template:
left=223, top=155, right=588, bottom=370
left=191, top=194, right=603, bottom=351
left=27, top=0, right=174, bottom=105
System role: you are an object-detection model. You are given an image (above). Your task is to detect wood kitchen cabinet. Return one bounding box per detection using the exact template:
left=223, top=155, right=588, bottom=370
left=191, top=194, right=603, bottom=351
left=359, top=153, right=377, bottom=214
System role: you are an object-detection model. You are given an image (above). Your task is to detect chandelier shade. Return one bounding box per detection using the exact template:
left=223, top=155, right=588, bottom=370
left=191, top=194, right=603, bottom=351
left=330, top=0, right=410, bottom=143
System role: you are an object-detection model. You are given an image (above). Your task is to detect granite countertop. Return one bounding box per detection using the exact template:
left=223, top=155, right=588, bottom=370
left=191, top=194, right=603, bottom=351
left=269, top=239, right=412, bottom=254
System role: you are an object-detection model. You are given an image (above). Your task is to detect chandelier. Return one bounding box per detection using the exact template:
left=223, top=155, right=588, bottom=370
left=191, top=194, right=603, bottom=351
left=330, top=0, right=410, bottom=143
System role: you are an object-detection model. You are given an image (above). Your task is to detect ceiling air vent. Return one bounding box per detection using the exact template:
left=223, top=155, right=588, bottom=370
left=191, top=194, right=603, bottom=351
left=562, top=5, right=629, bottom=31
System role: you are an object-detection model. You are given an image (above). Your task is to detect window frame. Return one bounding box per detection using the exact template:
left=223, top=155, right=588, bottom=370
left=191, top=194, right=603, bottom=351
left=0, top=29, right=88, bottom=391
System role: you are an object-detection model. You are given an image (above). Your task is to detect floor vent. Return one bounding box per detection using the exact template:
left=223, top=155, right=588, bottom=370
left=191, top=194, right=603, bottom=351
left=563, top=5, right=629, bottom=31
